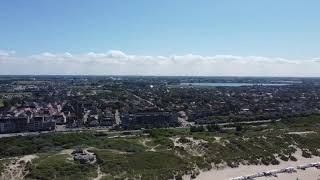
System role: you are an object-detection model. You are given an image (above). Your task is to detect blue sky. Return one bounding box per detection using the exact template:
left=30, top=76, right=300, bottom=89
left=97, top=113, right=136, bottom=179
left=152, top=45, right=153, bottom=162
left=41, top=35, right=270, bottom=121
left=1, top=0, right=320, bottom=76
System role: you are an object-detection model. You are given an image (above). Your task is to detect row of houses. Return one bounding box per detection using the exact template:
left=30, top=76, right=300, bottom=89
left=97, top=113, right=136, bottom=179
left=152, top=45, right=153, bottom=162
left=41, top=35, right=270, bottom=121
left=121, top=112, right=179, bottom=129
left=0, top=116, right=55, bottom=134
left=1, top=107, right=179, bottom=133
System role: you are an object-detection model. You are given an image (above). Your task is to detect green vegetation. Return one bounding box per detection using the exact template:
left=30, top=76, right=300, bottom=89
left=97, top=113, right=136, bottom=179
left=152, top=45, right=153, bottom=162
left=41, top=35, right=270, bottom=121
left=207, top=124, right=221, bottom=132
left=190, top=125, right=205, bottom=132
left=282, top=114, right=320, bottom=129
left=0, top=114, right=320, bottom=179
left=148, top=128, right=189, bottom=138
left=94, top=149, right=191, bottom=179
left=0, top=99, right=4, bottom=107
left=26, top=154, right=97, bottom=180
left=0, top=132, right=145, bottom=158
left=146, top=128, right=188, bottom=150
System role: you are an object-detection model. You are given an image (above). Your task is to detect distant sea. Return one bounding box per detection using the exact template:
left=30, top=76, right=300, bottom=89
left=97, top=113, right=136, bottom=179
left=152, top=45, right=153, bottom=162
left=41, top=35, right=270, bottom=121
left=179, top=82, right=290, bottom=87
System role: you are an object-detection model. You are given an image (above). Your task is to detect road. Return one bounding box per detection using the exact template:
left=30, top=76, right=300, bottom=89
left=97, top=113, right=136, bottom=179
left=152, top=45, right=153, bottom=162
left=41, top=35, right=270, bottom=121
left=132, top=94, right=155, bottom=106
left=115, top=109, right=121, bottom=125
left=0, top=126, right=142, bottom=139
left=82, top=110, right=91, bottom=124
left=217, top=119, right=281, bottom=126
left=0, top=119, right=281, bottom=139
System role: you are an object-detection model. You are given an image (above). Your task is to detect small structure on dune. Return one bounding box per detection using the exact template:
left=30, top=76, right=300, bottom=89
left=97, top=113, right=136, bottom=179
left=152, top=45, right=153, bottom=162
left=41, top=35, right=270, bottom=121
left=71, top=148, right=95, bottom=164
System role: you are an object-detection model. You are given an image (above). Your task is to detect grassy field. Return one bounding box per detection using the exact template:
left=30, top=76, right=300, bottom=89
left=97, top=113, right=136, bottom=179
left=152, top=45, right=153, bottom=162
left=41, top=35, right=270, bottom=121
left=0, top=114, right=320, bottom=179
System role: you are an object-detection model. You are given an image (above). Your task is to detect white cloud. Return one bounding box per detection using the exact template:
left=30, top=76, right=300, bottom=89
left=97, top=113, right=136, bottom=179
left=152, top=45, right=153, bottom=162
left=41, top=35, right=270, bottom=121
left=0, top=50, right=16, bottom=62
left=0, top=49, right=320, bottom=76
left=0, top=50, right=15, bottom=56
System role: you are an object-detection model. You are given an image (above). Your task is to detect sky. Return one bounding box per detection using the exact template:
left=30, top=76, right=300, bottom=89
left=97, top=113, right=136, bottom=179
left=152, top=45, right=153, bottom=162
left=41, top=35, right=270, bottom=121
left=1, top=0, right=320, bottom=76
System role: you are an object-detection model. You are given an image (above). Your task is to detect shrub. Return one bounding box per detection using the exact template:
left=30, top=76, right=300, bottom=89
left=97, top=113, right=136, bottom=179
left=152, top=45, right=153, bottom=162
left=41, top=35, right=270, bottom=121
left=190, top=126, right=205, bottom=132
left=302, top=151, right=312, bottom=158
left=207, top=124, right=221, bottom=132
left=289, top=155, right=297, bottom=161
left=279, top=154, right=289, bottom=161
left=235, top=124, right=243, bottom=132
left=178, top=137, right=190, bottom=144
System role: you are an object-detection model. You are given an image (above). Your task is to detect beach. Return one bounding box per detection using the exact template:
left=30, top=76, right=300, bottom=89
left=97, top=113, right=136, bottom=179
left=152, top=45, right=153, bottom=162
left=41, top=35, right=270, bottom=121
left=184, top=150, right=320, bottom=180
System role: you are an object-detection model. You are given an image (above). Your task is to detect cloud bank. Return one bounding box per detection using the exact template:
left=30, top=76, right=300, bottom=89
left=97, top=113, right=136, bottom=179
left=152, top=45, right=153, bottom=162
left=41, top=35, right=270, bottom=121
left=0, top=50, right=320, bottom=76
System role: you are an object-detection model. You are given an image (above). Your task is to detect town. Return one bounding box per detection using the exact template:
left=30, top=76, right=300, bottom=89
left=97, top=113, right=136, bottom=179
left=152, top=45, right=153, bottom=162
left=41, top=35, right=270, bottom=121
left=1, top=76, right=320, bottom=134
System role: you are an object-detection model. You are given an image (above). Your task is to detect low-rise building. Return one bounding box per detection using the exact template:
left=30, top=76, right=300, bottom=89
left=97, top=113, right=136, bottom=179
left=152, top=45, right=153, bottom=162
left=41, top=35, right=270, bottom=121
left=0, top=117, right=28, bottom=133
left=121, top=112, right=178, bottom=129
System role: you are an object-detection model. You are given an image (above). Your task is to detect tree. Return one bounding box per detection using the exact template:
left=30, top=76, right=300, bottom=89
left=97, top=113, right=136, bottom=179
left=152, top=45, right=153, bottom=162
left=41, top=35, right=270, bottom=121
left=235, top=124, right=243, bottom=132
left=3, top=100, right=10, bottom=107
left=207, top=124, right=221, bottom=132
left=190, top=126, right=204, bottom=132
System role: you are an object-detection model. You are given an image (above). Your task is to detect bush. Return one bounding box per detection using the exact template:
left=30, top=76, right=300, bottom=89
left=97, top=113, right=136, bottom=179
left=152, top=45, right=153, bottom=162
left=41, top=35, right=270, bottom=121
left=302, top=151, right=312, bottom=158
left=178, top=137, right=190, bottom=144
left=289, top=155, right=297, bottom=161
left=207, top=124, right=221, bottom=132
left=270, top=158, right=280, bottom=165
left=235, top=124, right=243, bottom=132
left=279, top=154, right=289, bottom=161
left=190, top=126, right=205, bottom=132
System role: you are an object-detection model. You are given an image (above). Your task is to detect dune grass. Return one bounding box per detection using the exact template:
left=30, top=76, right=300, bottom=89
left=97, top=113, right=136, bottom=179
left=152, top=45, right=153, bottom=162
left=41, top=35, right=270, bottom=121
left=94, top=149, right=191, bottom=180
left=26, top=154, right=97, bottom=180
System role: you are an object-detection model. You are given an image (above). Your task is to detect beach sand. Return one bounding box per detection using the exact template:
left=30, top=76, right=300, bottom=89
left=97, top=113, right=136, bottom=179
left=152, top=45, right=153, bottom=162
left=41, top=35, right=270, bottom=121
left=183, top=150, right=320, bottom=180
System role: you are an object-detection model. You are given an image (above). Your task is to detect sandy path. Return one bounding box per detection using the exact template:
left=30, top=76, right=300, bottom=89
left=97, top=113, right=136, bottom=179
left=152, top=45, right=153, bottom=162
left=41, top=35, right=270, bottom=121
left=172, top=137, right=207, bottom=156
left=0, top=155, right=38, bottom=180
left=287, top=131, right=316, bottom=135
left=140, top=138, right=160, bottom=152
left=93, top=165, right=106, bottom=180
left=59, top=149, right=74, bottom=155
